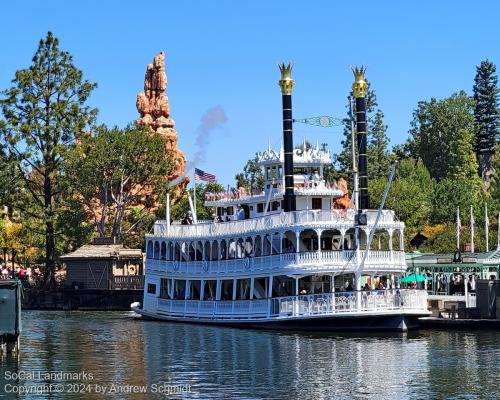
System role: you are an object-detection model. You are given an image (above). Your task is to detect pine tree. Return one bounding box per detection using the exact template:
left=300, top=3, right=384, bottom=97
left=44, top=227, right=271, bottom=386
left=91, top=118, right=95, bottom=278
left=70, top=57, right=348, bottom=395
left=0, top=32, right=97, bottom=288
left=473, top=59, right=499, bottom=189
left=367, top=110, right=391, bottom=180
left=335, top=82, right=378, bottom=174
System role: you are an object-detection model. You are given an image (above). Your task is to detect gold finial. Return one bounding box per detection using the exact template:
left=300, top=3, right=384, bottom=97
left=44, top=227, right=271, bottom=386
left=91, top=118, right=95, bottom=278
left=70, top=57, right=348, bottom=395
left=352, top=65, right=368, bottom=98
left=278, top=62, right=295, bottom=95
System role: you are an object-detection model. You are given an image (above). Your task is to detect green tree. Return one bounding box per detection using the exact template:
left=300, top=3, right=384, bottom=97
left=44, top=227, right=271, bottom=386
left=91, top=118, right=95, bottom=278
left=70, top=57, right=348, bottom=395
left=473, top=59, right=499, bottom=187
left=335, top=82, right=378, bottom=173
left=408, top=91, right=478, bottom=182
left=171, top=182, right=224, bottom=222
left=367, top=110, right=392, bottom=180
left=430, top=178, right=483, bottom=224
left=66, top=124, right=173, bottom=245
left=0, top=32, right=97, bottom=288
left=369, top=159, right=434, bottom=244
left=235, top=153, right=265, bottom=194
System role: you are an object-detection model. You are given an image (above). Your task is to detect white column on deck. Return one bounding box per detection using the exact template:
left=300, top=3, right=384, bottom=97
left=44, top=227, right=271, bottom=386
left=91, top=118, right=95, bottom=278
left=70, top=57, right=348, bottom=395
left=316, top=229, right=322, bottom=262
left=268, top=275, right=273, bottom=298
left=232, top=278, right=237, bottom=300
left=216, top=280, right=221, bottom=300
left=250, top=277, right=255, bottom=300
left=355, top=272, right=362, bottom=311
left=200, top=279, right=205, bottom=300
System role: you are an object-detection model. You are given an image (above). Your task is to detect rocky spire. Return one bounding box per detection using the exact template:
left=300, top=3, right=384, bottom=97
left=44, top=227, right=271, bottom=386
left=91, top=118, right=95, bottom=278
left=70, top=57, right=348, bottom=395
left=136, top=51, right=186, bottom=183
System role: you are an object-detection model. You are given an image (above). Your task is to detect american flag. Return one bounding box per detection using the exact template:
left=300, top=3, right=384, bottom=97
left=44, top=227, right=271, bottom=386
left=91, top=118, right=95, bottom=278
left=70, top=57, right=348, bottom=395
left=194, top=168, right=216, bottom=183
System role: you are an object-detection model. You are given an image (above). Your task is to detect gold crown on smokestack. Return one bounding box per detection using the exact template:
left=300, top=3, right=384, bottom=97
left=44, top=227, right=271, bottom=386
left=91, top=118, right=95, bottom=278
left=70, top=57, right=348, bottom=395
left=278, top=62, right=295, bottom=95
left=352, top=65, right=368, bottom=98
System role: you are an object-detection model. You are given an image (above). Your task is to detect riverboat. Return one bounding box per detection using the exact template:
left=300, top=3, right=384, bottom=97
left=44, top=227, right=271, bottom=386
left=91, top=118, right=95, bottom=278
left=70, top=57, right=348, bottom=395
left=132, top=64, right=430, bottom=331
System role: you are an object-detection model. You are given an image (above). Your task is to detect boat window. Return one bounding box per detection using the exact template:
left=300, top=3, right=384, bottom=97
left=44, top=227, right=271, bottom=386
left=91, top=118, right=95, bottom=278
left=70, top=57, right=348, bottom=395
left=272, top=201, right=280, bottom=211
left=312, top=198, right=322, bottom=210
left=226, top=207, right=234, bottom=215
left=257, top=203, right=264, bottom=213
left=147, top=283, right=156, bottom=295
left=159, top=279, right=169, bottom=298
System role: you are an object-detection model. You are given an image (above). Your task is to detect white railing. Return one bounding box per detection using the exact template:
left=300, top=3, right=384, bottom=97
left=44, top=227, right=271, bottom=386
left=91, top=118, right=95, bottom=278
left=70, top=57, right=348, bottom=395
left=157, top=298, right=270, bottom=319
left=154, top=289, right=428, bottom=320
left=274, top=289, right=428, bottom=317
left=146, top=250, right=406, bottom=275
left=151, top=209, right=402, bottom=239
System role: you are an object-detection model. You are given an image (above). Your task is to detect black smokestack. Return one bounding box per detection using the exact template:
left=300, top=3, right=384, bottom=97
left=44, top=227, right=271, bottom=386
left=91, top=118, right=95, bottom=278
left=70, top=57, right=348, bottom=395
left=352, top=66, right=369, bottom=209
left=279, top=63, right=296, bottom=212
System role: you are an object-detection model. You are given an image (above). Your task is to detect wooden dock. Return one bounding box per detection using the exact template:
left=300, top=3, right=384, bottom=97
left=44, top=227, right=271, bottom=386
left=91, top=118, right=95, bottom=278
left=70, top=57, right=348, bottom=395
left=419, top=317, right=500, bottom=329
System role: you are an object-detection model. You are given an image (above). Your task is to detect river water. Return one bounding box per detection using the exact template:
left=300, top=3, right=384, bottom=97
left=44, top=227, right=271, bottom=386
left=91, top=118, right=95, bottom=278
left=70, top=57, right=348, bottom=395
left=0, top=311, right=499, bottom=399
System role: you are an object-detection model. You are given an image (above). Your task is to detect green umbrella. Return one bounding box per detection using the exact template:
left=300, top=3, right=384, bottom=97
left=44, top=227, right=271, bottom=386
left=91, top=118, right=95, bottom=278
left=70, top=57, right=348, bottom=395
left=400, top=274, right=432, bottom=283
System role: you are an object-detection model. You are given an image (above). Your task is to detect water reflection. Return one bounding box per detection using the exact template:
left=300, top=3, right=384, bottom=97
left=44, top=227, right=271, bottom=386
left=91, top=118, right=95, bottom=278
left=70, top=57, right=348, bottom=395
left=0, top=312, right=499, bottom=399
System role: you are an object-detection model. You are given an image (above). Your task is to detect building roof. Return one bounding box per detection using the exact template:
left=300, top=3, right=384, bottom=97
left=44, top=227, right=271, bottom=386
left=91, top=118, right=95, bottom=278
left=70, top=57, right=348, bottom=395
left=406, top=249, right=500, bottom=267
left=60, top=244, right=143, bottom=261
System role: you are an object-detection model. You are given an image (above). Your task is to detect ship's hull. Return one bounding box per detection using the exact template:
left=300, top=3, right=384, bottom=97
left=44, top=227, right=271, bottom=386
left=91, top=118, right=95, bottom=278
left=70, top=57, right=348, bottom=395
left=133, top=306, right=426, bottom=332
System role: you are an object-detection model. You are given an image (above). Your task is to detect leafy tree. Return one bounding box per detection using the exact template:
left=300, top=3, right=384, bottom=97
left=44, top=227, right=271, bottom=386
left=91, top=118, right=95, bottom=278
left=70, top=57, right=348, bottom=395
left=367, top=110, right=392, bottom=180
left=408, top=91, right=478, bottom=182
left=0, top=32, right=97, bottom=288
left=369, top=159, right=434, bottom=244
left=335, top=82, right=378, bottom=173
left=171, top=182, right=224, bottom=221
left=430, top=178, right=483, bottom=224
left=473, top=59, right=499, bottom=187
left=235, top=153, right=265, bottom=194
left=66, top=124, right=173, bottom=245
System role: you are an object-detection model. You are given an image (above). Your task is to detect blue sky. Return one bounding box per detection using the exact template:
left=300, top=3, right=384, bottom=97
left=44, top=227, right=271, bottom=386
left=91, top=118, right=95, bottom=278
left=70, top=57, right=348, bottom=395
left=1, top=1, right=499, bottom=186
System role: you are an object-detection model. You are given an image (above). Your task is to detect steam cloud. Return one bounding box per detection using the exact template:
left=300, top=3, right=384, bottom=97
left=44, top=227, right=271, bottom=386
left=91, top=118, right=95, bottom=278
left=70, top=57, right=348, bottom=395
left=186, top=105, right=228, bottom=170
left=168, top=105, right=228, bottom=188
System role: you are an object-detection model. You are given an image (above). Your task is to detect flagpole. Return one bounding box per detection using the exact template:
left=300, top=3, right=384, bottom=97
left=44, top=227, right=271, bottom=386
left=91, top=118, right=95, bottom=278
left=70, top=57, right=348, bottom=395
left=470, top=205, right=474, bottom=253
left=456, top=207, right=461, bottom=250
left=193, top=169, right=197, bottom=222
left=485, top=204, right=489, bottom=252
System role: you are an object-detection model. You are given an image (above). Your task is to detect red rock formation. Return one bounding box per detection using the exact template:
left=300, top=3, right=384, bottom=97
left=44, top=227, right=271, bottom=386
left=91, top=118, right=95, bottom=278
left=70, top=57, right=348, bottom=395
left=137, top=51, right=187, bottom=185
left=332, top=177, right=352, bottom=209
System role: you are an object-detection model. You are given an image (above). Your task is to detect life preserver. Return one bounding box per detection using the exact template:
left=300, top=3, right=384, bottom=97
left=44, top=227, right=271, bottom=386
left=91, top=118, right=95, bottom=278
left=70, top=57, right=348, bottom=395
left=128, top=265, right=137, bottom=275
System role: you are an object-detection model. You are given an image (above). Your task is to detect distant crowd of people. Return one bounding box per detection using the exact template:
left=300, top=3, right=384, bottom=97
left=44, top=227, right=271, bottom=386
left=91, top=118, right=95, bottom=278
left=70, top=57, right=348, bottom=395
left=0, top=263, right=42, bottom=285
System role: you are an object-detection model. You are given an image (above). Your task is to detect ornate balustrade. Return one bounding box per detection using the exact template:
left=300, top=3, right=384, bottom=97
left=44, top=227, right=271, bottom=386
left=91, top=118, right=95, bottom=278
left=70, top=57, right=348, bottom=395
left=275, top=289, right=428, bottom=317
left=151, top=209, right=403, bottom=239
left=110, top=275, right=144, bottom=290
left=154, top=289, right=428, bottom=320
left=146, top=250, right=406, bottom=276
